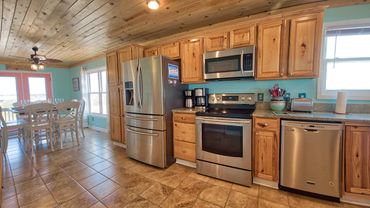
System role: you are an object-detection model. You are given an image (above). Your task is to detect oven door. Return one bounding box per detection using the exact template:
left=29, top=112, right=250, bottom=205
left=203, top=46, right=255, bottom=80
left=196, top=116, right=252, bottom=170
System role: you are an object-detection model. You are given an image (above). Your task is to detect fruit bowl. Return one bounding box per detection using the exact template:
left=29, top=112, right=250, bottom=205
left=270, top=100, right=286, bottom=111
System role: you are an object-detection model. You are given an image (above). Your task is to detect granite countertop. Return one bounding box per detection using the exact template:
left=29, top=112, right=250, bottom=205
left=253, top=109, right=370, bottom=123
left=172, top=108, right=205, bottom=114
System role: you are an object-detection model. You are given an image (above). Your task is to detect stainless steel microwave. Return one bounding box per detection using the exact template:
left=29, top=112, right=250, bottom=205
left=203, top=46, right=255, bottom=80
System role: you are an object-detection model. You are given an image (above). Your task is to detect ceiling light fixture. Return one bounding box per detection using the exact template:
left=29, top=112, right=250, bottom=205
left=30, top=63, right=45, bottom=71
left=147, top=0, right=160, bottom=10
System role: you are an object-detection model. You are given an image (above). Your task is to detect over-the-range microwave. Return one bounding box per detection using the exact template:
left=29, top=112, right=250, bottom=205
left=203, top=46, right=255, bottom=80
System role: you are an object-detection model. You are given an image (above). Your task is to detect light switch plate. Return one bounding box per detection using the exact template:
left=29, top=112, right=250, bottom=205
left=298, top=93, right=306, bottom=98
left=257, top=93, right=264, bottom=101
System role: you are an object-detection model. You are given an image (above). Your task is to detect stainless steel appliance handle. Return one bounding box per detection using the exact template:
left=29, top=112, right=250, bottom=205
left=197, top=117, right=250, bottom=125
left=135, top=64, right=141, bottom=108
left=240, top=50, right=244, bottom=75
left=126, top=115, right=158, bottom=121
left=139, top=65, right=143, bottom=108
left=127, top=128, right=159, bottom=137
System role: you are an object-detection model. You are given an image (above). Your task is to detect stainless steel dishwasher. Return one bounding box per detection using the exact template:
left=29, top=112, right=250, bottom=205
left=280, top=120, right=343, bottom=199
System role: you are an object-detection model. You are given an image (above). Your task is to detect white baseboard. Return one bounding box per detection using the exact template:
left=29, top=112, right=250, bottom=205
left=113, top=142, right=126, bottom=148
left=88, top=126, right=108, bottom=133
left=253, top=177, right=279, bottom=189
left=175, top=159, right=196, bottom=168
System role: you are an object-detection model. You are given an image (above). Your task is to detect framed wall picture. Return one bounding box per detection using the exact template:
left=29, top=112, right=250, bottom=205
left=72, top=77, right=80, bottom=92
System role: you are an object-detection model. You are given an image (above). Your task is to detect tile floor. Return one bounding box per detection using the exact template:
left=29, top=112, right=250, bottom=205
left=1, top=129, right=366, bottom=208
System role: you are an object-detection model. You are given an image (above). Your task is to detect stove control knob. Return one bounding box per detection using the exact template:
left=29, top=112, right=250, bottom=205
left=216, top=97, right=221, bottom=101
left=241, top=97, right=246, bottom=101
left=247, top=97, right=252, bottom=101
left=210, top=97, right=215, bottom=101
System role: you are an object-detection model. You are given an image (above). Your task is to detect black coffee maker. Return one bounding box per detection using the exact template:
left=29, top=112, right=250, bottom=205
left=194, top=88, right=208, bottom=108
left=184, top=90, right=194, bottom=108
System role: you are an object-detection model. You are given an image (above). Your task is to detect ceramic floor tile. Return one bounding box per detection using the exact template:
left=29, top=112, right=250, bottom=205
left=17, top=185, right=50, bottom=206
left=59, top=191, right=98, bottom=208
left=41, top=169, right=70, bottom=184
left=176, top=176, right=213, bottom=197
left=2, top=195, right=19, bottom=208
left=207, top=177, right=233, bottom=189
left=78, top=172, right=107, bottom=190
left=288, top=193, right=341, bottom=208
left=124, top=197, right=159, bottom=208
left=69, top=166, right=97, bottom=181
left=199, top=185, right=230, bottom=207
left=89, top=179, right=120, bottom=200
left=99, top=165, right=126, bottom=178
left=90, top=202, right=107, bottom=208
left=15, top=177, right=45, bottom=194
left=2, top=185, right=17, bottom=200
left=160, top=189, right=196, bottom=208
left=101, top=188, right=138, bottom=207
left=225, top=190, right=258, bottom=208
left=13, top=169, right=39, bottom=184
left=140, top=182, right=174, bottom=205
left=193, top=199, right=222, bottom=208
left=259, top=186, right=289, bottom=206
left=231, top=184, right=259, bottom=197
left=258, top=199, right=290, bottom=208
left=47, top=179, right=86, bottom=203
left=90, top=160, right=113, bottom=172
left=188, top=172, right=210, bottom=182
left=20, top=193, right=58, bottom=208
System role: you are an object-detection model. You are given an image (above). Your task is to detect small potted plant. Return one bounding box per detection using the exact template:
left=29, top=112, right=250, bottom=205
left=268, top=84, right=286, bottom=111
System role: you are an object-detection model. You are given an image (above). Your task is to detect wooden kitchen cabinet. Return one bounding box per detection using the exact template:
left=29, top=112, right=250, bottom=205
left=107, top=51, right=119, bottom=86
left=173, top=112, right=196, bottom=162
left=144, top=47, right=159, bottom=57
left=110, top=116, right=122, bottom=143
left=230, top=25, right=256, bottom=48
left=257, top=20, right=288, bottom=79
left=345, top=125, right=370, bottom=196
left=204, top=32, right=229, bottom=52
left=288, top=13, right=322, bottom=78
left=109, top=85, right=122, bottom=116
left=181, top=38, right=204, bottom=83
left=118, top=45, right=144, bottom=63
left=161, top=42, right=181, bottom=59
left=253, top=117, right=280, bottom=181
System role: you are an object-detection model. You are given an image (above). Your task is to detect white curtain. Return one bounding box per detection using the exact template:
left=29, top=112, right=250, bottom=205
left=80, top=67, right=89, bottom=127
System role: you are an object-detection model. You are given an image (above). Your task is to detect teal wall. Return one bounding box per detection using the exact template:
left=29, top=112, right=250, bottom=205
left=190, top=4, right=370, bottom=104
left=69, top=58, right=108, bottom=130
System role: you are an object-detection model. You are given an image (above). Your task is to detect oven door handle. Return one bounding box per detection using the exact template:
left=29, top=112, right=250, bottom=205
left=197, top=118, right=251, bottom=125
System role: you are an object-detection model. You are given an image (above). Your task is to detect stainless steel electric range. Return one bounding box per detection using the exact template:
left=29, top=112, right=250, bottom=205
left=195, top=93, right=256, bottom=186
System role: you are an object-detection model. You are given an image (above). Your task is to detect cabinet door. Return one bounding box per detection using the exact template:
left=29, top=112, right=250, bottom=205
left=161, top=42, right=180, bottom=59
left=110, top=116, right=122, bottom=142
left=254, top=130, right=279, bottom=181
left=131, top=45, right=144, bottom=59
left=230, top=25, right=256, bottom=48
left=174, top=122, right=196, bottom=143
left=345, top=126, right=370, bottom=195
left=181, top=38, right=204, bottom=83
left=118, top=47, right=132, bottom=63
left=204, top=32, right=229, bottom=52
left=257, top=20, right=288, bottom=79
left=109, top=86, right=121, bottom=116
left=288, top=13, right=322, bottom=77
left=144, top=47, right=159, bottom=57
left=174, top=140, right=196, bottom=162
left=106, top=52, right=119, bottom=86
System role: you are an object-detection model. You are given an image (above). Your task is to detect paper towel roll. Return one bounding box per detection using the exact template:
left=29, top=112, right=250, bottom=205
left=335, top=92, right=347, bottom=114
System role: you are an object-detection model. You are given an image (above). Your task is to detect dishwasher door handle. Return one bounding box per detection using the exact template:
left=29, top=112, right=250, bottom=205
left=304, top=129, right=320, bottom=133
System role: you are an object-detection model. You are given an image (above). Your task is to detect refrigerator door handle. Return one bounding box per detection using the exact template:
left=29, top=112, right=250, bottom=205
left=136, top=63, right=142, bottom=108
left=139, top=65, right=144, bottom=108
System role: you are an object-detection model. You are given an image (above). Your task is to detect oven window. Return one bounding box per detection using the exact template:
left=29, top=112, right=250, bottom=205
left=202, top=123, right=243, bottom=157
left=205, top=55, right=241, bottom=73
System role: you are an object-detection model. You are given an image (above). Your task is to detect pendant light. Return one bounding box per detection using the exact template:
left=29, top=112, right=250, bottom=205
left=147, top=0, right=160, bottom=10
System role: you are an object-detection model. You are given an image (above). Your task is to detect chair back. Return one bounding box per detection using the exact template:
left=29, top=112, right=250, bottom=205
left=25, top=103, right=55, bottom=126
left=78, top=99, right=85, bottom=120
left=0, top=107, right=7, bottom=129
left=55, top=101, right=80, bottom=122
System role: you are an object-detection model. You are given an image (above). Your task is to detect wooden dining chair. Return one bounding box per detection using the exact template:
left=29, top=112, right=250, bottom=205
left=24, top=103, right=55, bottom=156
left=78, top=99, right=85, bottom=138
left=0, top=107, right=27, bottom=153
left=54, top=101, right=80, bottom=149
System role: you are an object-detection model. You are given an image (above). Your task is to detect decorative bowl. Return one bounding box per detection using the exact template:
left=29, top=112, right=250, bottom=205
left=270, top=100, right=286, bottom=111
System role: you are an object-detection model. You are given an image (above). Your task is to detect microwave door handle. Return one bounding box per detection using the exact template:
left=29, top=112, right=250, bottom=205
left=240, top=51, right=244, bottom=75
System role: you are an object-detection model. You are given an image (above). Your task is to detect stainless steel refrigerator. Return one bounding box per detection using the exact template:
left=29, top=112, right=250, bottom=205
left=122, top=56, right=187, bottom=168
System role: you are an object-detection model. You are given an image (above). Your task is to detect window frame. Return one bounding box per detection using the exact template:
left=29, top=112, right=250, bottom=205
left=318, top=19, right=370, bottom=100
left=87, top=68, right=107, bottom=115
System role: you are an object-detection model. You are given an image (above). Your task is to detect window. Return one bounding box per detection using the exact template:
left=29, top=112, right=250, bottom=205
left=88, top=70, right=107, bottom=115
left=318, top=23, right=370, bottom=100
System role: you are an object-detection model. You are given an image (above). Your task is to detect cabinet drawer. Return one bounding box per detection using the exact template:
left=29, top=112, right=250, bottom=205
left=173, top=113, right=195, bottom=123
left=254, top=117, right=279, bottom=130
left=174, top=122, right=195, bottom=143
left=174, top=141, right=196, bottom=162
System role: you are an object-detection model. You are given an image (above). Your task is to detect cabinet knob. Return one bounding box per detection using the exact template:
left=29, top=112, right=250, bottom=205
left=257, top=122, right=268, bottom=127
left=280, top=73, right=284, bottom=77
left=289, top=72, right=293, bottom=76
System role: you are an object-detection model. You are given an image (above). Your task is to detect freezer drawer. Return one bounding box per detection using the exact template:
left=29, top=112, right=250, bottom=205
left=280, top=120, right=343, bottom=198
left=126, top=126, right=166, bottom=168
left=125, top=113, right=166, bottom=131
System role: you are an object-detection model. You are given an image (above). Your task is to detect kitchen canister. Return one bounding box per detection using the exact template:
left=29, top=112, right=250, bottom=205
left=335, top=92, right=347, bottom=114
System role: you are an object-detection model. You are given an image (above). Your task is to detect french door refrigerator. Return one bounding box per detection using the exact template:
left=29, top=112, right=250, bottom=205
left=122, top=56, right=186, bottom=168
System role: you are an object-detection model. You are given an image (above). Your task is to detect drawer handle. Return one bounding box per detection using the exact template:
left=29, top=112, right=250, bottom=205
left=257, top=122, right=269, bottom=127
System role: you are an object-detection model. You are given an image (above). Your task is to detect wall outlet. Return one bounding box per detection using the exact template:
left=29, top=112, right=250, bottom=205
left=298, top=93, right=306, bottom=98
left=257, top=93, right=264, bottom=101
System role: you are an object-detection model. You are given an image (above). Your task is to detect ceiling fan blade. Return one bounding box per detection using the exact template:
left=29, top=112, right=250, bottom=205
left=8, top=55, right=30, bottom=60
left=45, top=58, right=63, bottom=63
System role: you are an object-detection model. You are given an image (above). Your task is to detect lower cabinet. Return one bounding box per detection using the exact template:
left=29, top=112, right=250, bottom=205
left=345, top=124, right=370, bottom=196
left=253, top=117, right=280, bottom=182
left=110, top=116, right=122, bottom=143
left=173, top=112, right=196, bottom=162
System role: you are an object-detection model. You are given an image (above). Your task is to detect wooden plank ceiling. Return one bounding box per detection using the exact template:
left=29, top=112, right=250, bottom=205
left=0, top=0, right=331, bottom=67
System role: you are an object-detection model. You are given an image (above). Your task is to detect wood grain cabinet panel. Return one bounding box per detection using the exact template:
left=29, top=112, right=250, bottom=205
left=106, top=52, right=119, bottom=86
left=257, top=20, right=288, bottom=79
left=230, top=25, right=256, bottom=48
left=144, top=47, right=159, bottom=57
left=174, top=140, right=196, bottom=162
left=173, top=112, right=196, bottom=162
left=174, top=122, right=196, bottom=143
left=345, top=125, right=370, bottom=195
left=110, top=116, right=122, bottom=143
left=204, top=32, right=229, bottom=52
left=161, top=42, right=181, bottom=59
left=108, top=86, right=122, bottom=116
left=288, top=13, right=322, bottom=78
left=173, top=113, right=195, bottom=124
left=253, top=117, right=279, bottom=182
left=181, top=38, right=205, bottom=83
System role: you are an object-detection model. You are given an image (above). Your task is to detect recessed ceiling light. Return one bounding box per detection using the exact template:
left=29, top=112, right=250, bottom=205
left=148, top=0, right=160, bottom=10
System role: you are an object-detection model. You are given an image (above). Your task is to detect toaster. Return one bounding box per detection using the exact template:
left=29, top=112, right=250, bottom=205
left=290, top=98, right=313, bottom=112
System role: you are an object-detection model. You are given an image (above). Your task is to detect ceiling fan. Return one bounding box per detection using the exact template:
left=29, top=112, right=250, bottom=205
left=29, top=46, right=63, bottom=65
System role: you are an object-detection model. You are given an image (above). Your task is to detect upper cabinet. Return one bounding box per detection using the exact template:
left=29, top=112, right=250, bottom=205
left=161, top=42, right=181, bottom=59
left=107, top=51, right=119, bottom=86
left=204, top=32, right=229, bottom=52
left=256, top=12, right=323, bottom=80
left=230, top=25, right=256, bottom=48
left=288, top=14, right=323, bottom=77
left=257, top=20, right=288, bottom=79
left=144, top=47, right=159, bottom=57
left=181, top=38, right=205, bottom=83
left=118, top=45, right=144, bottom=63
